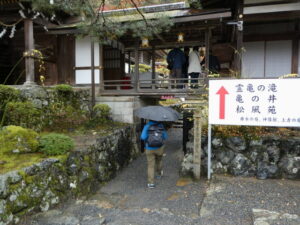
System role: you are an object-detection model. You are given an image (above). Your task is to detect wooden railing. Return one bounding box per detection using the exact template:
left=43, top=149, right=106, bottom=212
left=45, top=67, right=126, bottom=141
left=101, top=77, right=206, bottom=95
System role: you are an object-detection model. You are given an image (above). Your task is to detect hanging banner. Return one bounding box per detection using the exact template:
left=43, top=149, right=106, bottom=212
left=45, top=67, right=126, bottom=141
left=209, top=78, right=300, bottom=127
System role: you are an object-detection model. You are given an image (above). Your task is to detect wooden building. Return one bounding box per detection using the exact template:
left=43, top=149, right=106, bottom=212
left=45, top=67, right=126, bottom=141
left=0, top=0, right=299, bottom=96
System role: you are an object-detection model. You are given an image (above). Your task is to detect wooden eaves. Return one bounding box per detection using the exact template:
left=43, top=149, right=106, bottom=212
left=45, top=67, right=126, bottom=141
left=47, top=8, right=232, bottom=49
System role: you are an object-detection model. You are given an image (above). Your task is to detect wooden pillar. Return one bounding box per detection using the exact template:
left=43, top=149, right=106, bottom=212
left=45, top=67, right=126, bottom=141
left=24, top=19, right=35, bottom=85
left=128, top=51, right=131, bottom=73
left=234, top=0, right=244, bottom=77
left=91, top=40, right=95, bottom=108
left=193, top=110, right=202, bottom=180
left=292, top=21, right=299, bottom=74
left=99, top=44, right=104, bottom=92
left=292, top=38, right=299, bottom=74
left=205, top=28, right=210, bottom=75
left=151, top=46, right=156, bottom=87
left=140, top=118, right=146, bottom=153
left=134, top=41, right=139, bottom=92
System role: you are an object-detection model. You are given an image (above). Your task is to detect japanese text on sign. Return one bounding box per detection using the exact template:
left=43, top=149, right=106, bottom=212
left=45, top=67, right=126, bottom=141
left=209, top=79, right=300, bottom=127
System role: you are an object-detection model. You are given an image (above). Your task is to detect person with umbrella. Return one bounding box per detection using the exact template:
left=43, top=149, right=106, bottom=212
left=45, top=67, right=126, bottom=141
left=141, top=120, right=168, bottom=189
left=134, top=106, right=180, bottom=188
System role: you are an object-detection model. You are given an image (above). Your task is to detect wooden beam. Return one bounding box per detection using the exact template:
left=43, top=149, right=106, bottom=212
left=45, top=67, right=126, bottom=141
left=173, top=11, right=231, bottom=23
left=91, top=40, right=96, bottom=108
left=151, top=46, right=155, bottom=85
left=125, top=40, right=205, bottom=51
left=244, top=11, right=300, bottom=23
left=205, top=28, right=210, bottom=74
left=234, top=0, right=244, bottom=77
left=244, top=2, right=300, bottom=15
left=292, top=38, right=299, bottom=74
left=155, top=33, right=166, bottom=44
left=244, top=32, right=297, bottom=42
left=24, top=19, right=36, bottom=85
left=244, top=0, right=296, bottom=7
left=134, top=41, right=139, bottom=91
left=47, top=28, right=80, bottom=35
left=99, top=44, right=104, bottom=92
left=292, top=21, right=299, bottom=74
left=74, top=66, right=102, bottom=70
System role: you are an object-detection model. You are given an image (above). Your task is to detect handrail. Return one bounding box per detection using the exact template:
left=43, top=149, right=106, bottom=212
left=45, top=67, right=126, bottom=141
left=101, top=77, right=206, bottom=93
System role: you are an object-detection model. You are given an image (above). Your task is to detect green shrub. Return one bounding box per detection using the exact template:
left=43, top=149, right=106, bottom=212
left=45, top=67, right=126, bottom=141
left=0, top=85, right=20, bottom=107
left=0, top=125, right=39, bottom=154
left=213, top=125, right=267, bottom=140
left=4, top=101, right=42, bottom=130
left=93, top=104, right=111, bottom=123
left=54, top=84, right=73, bottom=97
left=0, top=85, right=21, bottom=125
left=47, top=103, right=88, bottom=131
left=39, top=133, right=74, bottom=155
left=54, top=84, right=73, bottom=92
left=53, top=84, right=78, bottom=108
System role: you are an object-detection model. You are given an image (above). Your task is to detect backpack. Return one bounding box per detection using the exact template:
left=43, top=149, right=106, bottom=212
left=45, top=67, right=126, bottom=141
left=147, top=124, right=164, bottom=148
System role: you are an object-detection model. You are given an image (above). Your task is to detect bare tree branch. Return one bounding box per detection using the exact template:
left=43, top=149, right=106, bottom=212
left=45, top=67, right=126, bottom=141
left=98, top=0, right=107, bottom=28
left=128, top=0, right=149, bottom=27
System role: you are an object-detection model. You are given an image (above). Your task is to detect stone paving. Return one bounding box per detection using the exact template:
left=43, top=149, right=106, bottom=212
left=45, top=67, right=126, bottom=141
left=19, top=128, right=300, bottom=225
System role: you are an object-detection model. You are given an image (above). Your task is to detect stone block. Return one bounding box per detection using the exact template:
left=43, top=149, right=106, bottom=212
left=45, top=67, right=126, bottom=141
left=252, top=208, right=300, bottom=225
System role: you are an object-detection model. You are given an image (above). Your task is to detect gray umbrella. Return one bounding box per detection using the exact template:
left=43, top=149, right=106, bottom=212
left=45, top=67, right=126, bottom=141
left=134, top=106, right=180, bottom=121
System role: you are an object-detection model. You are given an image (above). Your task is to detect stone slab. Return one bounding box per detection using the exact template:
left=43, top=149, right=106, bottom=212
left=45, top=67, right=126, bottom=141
left=252, top=208, right=300, bottom=225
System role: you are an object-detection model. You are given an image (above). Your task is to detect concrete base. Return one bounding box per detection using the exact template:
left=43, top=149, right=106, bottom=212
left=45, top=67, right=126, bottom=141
left=96, top=96, right=149, bottom=124
left=23, top=81, right=37, bottom=86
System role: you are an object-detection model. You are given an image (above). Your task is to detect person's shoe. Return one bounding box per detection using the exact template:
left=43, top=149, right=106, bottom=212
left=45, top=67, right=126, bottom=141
left=147, top=183, right=155, bottom=189
left=156, top=170, right=163, bottom=179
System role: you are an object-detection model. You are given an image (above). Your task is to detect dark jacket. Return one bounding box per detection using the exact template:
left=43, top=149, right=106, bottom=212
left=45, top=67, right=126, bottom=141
left=167, top=48, right=186, bottom=70
left=201, top=54, right=221, bottom=73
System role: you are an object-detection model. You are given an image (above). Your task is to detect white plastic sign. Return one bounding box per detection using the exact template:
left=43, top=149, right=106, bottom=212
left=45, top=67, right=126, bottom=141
left=209, top=78, right=300, bottom=127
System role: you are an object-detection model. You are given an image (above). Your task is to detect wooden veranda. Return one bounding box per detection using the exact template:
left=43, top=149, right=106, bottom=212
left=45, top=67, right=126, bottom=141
left=87, top=7, right=233, bottom=98
left=100, top=77, right=207, bottom=96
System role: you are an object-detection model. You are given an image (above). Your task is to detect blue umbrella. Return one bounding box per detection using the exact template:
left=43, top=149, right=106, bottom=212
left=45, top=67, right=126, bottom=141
left=134, top=106, right=180, bottom=121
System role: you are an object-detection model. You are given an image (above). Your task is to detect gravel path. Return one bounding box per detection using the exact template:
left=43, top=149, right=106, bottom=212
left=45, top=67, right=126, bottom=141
left=20, top=128, right=300, bottom=225
left=200, top=175, right=300, bottom=225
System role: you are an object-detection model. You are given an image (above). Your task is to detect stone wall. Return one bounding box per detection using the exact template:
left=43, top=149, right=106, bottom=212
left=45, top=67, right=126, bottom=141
left=0, top=126, right=139, bottom=225
left=181, top=129, right=300, bottom=180
left=14, top=85, right=91, bottom=112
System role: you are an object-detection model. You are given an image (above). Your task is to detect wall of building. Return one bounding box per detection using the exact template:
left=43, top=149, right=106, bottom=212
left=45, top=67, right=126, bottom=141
left=75, top=36, right=100, bottom=84
left=242, top=22, right=299, bottom=78
left=242, top=40, right=293, bottom=78
left=96, top=96, right=153, bottom=124
left=298, top=40, right=300, bottom=74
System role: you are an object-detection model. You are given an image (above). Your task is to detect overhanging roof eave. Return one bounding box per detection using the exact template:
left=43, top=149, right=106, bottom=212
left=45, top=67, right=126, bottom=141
left=47, top=8, right=232, bottom=34
left=173, top=10, right=232, bottom=23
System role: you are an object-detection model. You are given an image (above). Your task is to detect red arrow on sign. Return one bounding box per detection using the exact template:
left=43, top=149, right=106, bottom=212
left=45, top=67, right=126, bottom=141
left=216, top=86, right=229, bottom=119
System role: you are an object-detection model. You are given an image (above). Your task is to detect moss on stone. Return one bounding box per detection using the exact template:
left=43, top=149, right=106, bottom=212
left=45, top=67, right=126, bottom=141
left=4, top=101, right=42, bottom=130
left=0, top=85, right=21, bottom=107
left=0, top=152, right=46, bottom=174
left=8, top=183, right=22, bottom=194
left=1, top=126, right=136, bottom=224
left=0, top=126, right=39, bottom=155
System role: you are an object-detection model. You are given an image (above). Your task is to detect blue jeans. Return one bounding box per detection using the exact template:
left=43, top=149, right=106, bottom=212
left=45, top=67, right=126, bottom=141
left=189, top=72, right=199, bottom=84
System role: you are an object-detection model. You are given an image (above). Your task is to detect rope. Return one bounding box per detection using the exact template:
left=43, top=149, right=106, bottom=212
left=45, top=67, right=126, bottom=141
left=0, top=18, right=23, bottom=27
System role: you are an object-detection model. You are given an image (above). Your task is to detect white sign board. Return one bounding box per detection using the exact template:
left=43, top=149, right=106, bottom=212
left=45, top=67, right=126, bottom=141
left=209, top=79, right=300, bottom=127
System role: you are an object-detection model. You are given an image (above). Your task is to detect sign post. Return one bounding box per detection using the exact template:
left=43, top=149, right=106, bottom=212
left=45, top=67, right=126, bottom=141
left=207, top=78, right=300, bottom=179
